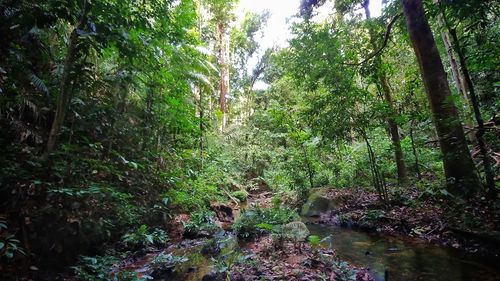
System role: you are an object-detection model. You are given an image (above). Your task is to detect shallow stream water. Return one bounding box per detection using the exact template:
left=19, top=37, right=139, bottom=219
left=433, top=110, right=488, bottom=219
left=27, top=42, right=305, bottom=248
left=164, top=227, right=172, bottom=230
left=307, top=223, right=500, bottom=281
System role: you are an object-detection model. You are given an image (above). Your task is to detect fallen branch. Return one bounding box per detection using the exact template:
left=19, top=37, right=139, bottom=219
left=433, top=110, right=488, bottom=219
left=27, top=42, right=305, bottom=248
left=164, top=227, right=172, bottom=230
left=223, top=189, right=240, bottom=206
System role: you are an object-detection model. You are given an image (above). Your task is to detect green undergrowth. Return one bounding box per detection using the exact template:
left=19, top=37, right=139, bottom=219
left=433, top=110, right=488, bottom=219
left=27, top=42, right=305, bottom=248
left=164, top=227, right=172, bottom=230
left=232, top=207, right=299, bottom=238
left=184, top=209, right=222, bottom=238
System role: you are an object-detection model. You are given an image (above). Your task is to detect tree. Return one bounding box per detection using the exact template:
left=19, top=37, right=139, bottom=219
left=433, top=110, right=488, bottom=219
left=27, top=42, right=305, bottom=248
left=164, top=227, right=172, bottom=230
left=45, top=0, right=90, bottom=157
left=401, top=0, right=480, bottom=196
left=230, top=11, right=270, bottom=120
left=206, top=0, right=239, bottom=130
left=435, top=0, right=496, bottom=195
left=362, top=0, right=408, bottom=185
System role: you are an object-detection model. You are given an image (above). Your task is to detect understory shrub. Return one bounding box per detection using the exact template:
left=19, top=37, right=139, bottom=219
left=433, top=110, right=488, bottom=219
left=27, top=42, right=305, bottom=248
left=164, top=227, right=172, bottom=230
left=183, top=209, right=221, bottom=237
left=73, top=253, right=187, bottom=281
left=231, top=190, right=248, bottom=202
left=121, top=225, right=169, bottom=248
left=232, top=207, right=299, bottom=238
left=72, top=255, right=142, bottom=281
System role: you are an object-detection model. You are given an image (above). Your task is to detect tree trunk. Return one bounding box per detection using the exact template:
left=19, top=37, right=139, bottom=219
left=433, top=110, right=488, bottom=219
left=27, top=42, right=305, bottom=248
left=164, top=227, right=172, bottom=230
left=45, top=1, right=89, bottom=157
left=433, top=0, right=475, bottom=142
left=436, top=1, right=496, bottom=195
left=440, top=30, right=476, bottom=141
left=363, top=1, right=408, bottom=185
left=401, top=0, right=480, bottom=197
left=441, top=31, right=468, bottom=104
left=409, top=119, right=422, bottom=179
left=380, top=76, right=409, bottom=185
left=198, top=86, right=204, bottom=169
left=217, top=22, right=228, bottom=130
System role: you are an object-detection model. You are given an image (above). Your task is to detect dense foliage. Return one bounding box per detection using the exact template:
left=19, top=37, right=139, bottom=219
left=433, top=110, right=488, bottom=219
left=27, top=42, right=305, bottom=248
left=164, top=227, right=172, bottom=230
left=0, top=0, right=498, bottom=279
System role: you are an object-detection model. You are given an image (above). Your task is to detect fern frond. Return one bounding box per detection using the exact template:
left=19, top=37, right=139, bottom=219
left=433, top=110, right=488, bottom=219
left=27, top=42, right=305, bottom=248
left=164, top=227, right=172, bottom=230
left=22, top=99, right=39, bottom=120
left=29, top=74, right=49, bottom=96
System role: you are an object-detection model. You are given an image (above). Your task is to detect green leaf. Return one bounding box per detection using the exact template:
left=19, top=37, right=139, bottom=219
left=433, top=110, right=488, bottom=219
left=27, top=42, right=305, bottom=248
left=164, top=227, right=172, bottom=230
left=255, top=223, right=274, bottom=231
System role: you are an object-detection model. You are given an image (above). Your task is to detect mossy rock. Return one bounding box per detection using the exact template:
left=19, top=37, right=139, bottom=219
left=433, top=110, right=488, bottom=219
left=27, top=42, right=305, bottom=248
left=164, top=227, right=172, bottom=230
left=301, top=189, right=334, bottom=217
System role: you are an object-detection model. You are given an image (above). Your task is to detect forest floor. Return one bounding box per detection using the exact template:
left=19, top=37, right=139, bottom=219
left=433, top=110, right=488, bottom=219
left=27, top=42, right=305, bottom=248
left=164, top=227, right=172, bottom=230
left=226, top=188, right=374, bottom=281
left=228, top=236, right=372, bottom=281
left=315, top=186, right=500, bottom=257
left=104, top=185, right=500, bottom=281
left=35, top=184, right=498, bottom=281
left=95, top=186, right=376, bottom=281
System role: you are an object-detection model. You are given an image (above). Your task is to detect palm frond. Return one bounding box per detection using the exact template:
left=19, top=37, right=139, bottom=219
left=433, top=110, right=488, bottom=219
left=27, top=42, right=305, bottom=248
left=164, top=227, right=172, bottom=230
left=188, top=72, right=213, bottom=91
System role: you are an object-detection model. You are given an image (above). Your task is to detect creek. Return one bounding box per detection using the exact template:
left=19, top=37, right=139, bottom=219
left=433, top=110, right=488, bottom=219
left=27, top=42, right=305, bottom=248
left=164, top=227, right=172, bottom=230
left=165, top=223, right=500, bottom=281
left=307, top=223, right=500, bottom=281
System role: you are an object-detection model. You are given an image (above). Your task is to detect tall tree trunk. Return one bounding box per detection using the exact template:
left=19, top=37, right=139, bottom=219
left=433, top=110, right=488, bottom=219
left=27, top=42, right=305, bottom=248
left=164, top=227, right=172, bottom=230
left=401, top=0, right=480, bottom=197
left=440, top=30, right=468, bottom=104
left=198, top=87, right=204, bottom=169
left=433, top=0, right=475, bottom=142
left=195, top=0, right=205, bottom=169
left=436, top=0, right=496, bottom=195
left=45, top=1, right=89, bottom=157
left=380, top=76, right=409, bottom=185
left=217, top=22, right=228, bottom=130
left=363, top=1, right=408, bottom=185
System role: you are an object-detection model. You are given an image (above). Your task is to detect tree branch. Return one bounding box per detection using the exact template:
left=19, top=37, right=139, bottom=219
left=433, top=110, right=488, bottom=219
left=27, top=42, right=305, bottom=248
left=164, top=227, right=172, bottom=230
left=343, top=13, right=402, bottom=66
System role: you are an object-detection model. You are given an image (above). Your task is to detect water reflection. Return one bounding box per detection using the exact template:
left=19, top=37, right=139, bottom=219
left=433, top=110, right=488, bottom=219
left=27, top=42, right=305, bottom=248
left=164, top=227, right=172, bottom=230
left=307, top=224, right=500, bottom=281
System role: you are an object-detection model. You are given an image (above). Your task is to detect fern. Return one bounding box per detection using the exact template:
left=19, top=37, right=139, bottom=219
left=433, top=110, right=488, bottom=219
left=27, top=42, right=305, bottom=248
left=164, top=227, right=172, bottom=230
left=22, top=99, right=39, bottom=119
left=29, top=73, right=49, bottom=95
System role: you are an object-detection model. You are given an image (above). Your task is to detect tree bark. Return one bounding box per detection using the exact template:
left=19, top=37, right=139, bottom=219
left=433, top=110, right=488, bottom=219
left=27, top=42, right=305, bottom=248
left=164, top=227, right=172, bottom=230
left=401, top=0, right=480, bottom=197
left=45, top=1, right=89, bottom=157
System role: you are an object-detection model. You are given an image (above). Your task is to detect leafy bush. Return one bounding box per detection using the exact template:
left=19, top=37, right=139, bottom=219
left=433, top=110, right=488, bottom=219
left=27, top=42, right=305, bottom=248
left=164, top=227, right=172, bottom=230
left=121, top=225, right=168, bottom=248
left=183, top=209, right=221, bottom=237
left=73, top=252, right=187, bottom=281
left=0, top=220, right=24, bottom=260
left=273, top=189, right=301, bottom=208
left=231, top=190, right=248, bottom=202
left=232, top=207, right=299, bottom=238
left=73, top=255, right=142, bottom=281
